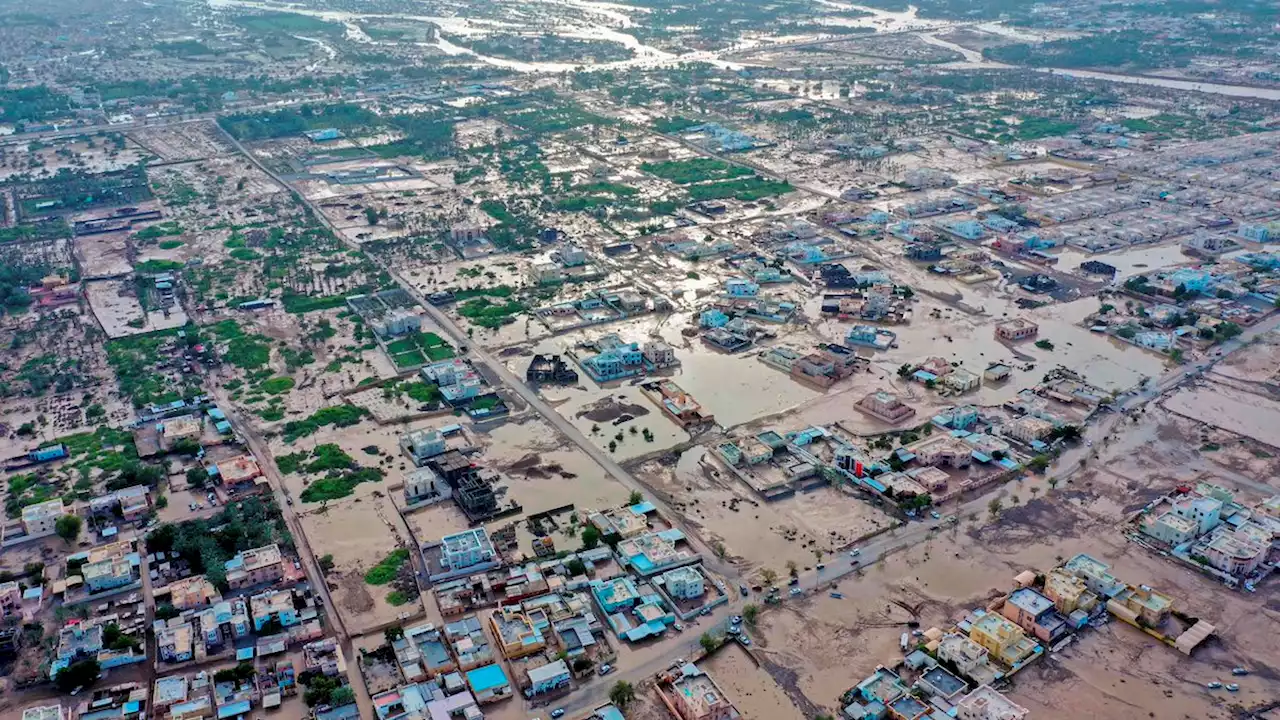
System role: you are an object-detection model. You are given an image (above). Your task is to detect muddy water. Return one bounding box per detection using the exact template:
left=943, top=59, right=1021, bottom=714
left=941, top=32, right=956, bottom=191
left=703, top=643, right=808, bottom=720
left=1052, top=243, right=1201, bottom=279
left=1164, top=380, right=1280, bottom=446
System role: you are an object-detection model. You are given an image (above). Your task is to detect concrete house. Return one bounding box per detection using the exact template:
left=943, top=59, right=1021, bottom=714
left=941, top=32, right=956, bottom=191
left=1000, top=588, right=1069, bottom=642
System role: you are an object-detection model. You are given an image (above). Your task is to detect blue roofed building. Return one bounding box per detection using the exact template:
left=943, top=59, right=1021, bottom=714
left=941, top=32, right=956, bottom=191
left=527, top=659, right=572, bottom=696
left=465, top=663, right=511, bottom=703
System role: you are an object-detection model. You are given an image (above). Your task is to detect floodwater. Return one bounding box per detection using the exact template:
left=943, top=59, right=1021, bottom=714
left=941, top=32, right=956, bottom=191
left=1052, top=242, right=1202, bottom=280
left=1164, top=380, right=1280, bottom=446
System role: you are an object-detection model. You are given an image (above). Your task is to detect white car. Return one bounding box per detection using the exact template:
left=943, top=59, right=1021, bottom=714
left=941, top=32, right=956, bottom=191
left=849, top=549, right=861, bottom=557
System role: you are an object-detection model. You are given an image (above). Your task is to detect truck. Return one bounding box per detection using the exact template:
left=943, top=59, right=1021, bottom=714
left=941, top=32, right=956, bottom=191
left=900, top=633, right=910, bottom=651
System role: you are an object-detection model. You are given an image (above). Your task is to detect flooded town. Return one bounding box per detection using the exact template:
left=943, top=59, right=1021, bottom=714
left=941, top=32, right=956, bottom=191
left=1, top=0, right=1279, bottom=719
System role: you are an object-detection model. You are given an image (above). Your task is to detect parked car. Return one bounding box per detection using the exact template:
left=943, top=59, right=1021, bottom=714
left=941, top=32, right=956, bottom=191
left=739, top=584, right=749, bottom=597
left=830, top=592, right=844, bottom=599
left=551, top=709, right=566, bottom=719
left=673, top=623, right=684, bottom=632
left=789, top=587, right=802, bottom=596
left=740, top=636, right=751, bottom=646
left=1207, top=681, right=1222, bottom=689
left=598, top=664, right=613, bottom=676
left=930, top=510, right=941, bottom=519
left=1226, top=684, right=1239, bottom=692
left=1231, top=667, right=1249, bottom=676
left=730, top=615, right=742, bottom=625
left=816, top=563, right=825, bottom=570
left=849, top=548, right=861, bottom=557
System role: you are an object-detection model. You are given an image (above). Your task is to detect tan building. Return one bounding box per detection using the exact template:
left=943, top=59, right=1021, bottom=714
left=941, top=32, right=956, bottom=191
left=995, top=318, right=1038, bottom=341
left=1003, top=416, right=1055, bottom=445
left=166, top=575, right=221, bottom=611
left=855, top=391, right=917, bottom=424
left=969, top=612, right=1038, bottom=667
left=1043, top=569, right=1097, bottom=615
left=956, top=685, right=1029, bottom=720
left=670, top=664, right=737, bottom=720
left=225, top=544, right=284, bottom=590
left=21, top=499, right=65, bottom=537
left=489, top=606, right=546, bottom=660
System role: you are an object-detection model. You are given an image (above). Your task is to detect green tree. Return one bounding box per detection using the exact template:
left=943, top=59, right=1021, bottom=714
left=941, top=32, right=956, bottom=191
left=987, top=498, right=1003, bottom=518
left=760, top=568, right=777, bottom=587
left=566, top=558, right=587, bottom=576
left=55, top=514, right=82, bottom=543
left=55, top=658, right=100, bottom=693
left=609, top=680, right=636, bottom=709
left=330, top=686, right=355, bottom=706
left=700, top=632, right=721, bottom=654
left=743, top=603, right=759, bottom=625
left=628, top=490, right=644, bottom=505
left=580, top=524, right=602, bottom=550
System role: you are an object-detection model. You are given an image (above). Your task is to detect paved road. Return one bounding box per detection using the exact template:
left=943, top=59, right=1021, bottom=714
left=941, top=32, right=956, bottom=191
left=787, top=310, right=1280, bottom=596
left=208, top=384, right=377, bottom=720
left=217, top=121, right=742, bottom=585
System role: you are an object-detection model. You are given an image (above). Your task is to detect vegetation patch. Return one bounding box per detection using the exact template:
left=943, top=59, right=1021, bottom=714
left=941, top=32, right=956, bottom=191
left=364, top=548, right=410, bottom=585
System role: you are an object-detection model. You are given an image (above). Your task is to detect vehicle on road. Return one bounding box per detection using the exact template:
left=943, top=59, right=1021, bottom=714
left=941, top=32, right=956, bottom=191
left=730, top=615, right=742, bottom=625
left=789, top=576, right=799, bottom=585
left=598, top=664, right=613, bottom=676
left=849, top=548, right=861, bottom=556
left=816, top=563, right=826, bottom=570
left=551, top=709, right=566, bottom=718
left=1232, top=667, right=1248, bottom=676
left=673, top=623, right=684, bottom=632
left=739, top=584, right=749, bottom=596
left=740, top=636, right=751, bottom=646
left=830, top=592, right=844, bottom=599
left=1226, top=684, right=1239, bottom=692
left=789, top=587, right=802, bottom=596
left=1207, top=681, right=1222, bottom=689
left=930, top=510, right=941, bottom=519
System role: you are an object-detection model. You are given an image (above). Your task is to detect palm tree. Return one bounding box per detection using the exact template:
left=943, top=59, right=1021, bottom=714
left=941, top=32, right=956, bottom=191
left=609, top=680, right=636, bottom=709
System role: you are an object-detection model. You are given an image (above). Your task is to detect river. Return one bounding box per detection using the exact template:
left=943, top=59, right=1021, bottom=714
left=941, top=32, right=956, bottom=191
left=209, top=0, right=1280, bottom=100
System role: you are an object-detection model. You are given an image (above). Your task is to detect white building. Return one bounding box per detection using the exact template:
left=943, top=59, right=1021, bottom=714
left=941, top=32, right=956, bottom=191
left=957, top=685, right=1029, bottom=720
left=662, top=566, right=705, bottom=601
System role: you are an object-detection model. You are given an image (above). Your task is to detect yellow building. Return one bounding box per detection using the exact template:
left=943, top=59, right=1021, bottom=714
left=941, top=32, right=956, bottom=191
left=969, top=612, right=1038, bottom=667
left=489, top=606, right=546, bottom=660
left=1043, top=569, right=1097, bottom=615
left=1106, top=585, right=1173, bottom=628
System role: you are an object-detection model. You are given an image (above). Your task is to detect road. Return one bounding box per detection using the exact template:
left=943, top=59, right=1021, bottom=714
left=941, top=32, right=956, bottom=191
left=215, top=121, right=742, bottom=586
left=208, top=383, right=377, bottom=720
left=786, top=310, right=1280, bottom=596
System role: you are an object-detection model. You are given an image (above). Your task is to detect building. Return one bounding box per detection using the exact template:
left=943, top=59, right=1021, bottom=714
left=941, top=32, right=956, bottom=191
left=936, top=633, right=998, bottom=687
left=157, top=621, right=194, bottom=663
left=527, top=659, right=572, bottom=696
left=1169, top=495, right=1222, bottom=536
left=956, top=685, right=1028, bottom=720
left=616, top=531, right=696, bottom=576
left=1106, top=585, right=1173, bottom=628
left=1043, top=569, right=1097, bottom=615
left=984, top=363, right=1012, bottom=383
left=943, top=368, right=981, bottom=393
left=404, top=466, right=449, bottom=507
left=1003, top=416, right=1055, bottom=445
left=1000, top=588, right=1068, bottom=642
left=642, top=341, right=678, bottom=368
left=579, top=338, right=645, bottom=382
left=489, top=606, right=545, bottom=659
left=250, top=588, right=299, bottom=631
left=82, top=554, right=136, bottom=593
left=933, top=405, right=979, bottom=430
left=662, top=566, right=705, bottom=601
left=969, top=612, right=1038, bottom=667
left=994, top=318, right=1038, bottom=342
left=465, top=664, right=511, bottom=704
left=21, top=499, right=65, bottom=538
left=1139, top=511, right=1199, bottom=546
left=441, top=529, right=497, bottom=572
left=21, top=707, right=64, bottom=720
left=401, top=429, right=447, bottom=465
left=670, top=664, right=738, bottom=720
left=445, top=615, right=494, bottom=671
left=1062, top=554, right=1124, bottom=598
left=724, top=278, right=759, bottom=297
left=854, top=392, right=916, bottom=424
left=1200, top=528, right=1268, bottom=575
left=224, top=544, right=284, bottom=590
left=214, top=455, right=262, bottom=488
left=526, top=354, right=578, bottom=384
left=919, top=666, right=968, bottom=701
left=165, top=575, right=220, bottom=611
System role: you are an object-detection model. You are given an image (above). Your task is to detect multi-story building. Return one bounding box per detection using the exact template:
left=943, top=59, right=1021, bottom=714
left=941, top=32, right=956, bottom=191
left=250, top=588, right=299, bottom=631
left=445, top=615, right=495, bottom=671
left=1062, top=554, right=1125, bottom=598
left=670, top=664, right=738, bottom=720
left=489, top=605, right=546, bottom=660
left=166, top=575, right=220, bottom=611
left=224, top=544, right=284, bottom=590
left=1106, top=585, right=1173, bottom=628
left=527, top=659, right=572, bottom=696
left=83, top=557, right=135, bottom=594
left=662, top=566, right=706, bottom=601
left=1169, top=495, right=1223, bottom=536
left=1139, top=511, right=1199, bottom=546
left=441, top=529, right=497, bottom=572
left=1043, top=569, right=1097, bottom=615
left=1000, top=588, right=1068, bottom=642
left=21, top=499, right=65, bottom=538
left=1003, top=416, right=1055, bottom=445
left=854, top=391, right=917, bottom=424
left=157, top=620, right=194, bottom=663
left=936, top=633, right=998, bottom=686
left=401, top=429, right=447, bottom=465
left=1200, top=528, right=1268, bottom=576
left=0, top=581, right=22, bottom=616
left=994, top=318, right=1038, bottom=342
left=956, top=685, right=1029, bottom=720
left=968, top=613, right=1038, bottom=667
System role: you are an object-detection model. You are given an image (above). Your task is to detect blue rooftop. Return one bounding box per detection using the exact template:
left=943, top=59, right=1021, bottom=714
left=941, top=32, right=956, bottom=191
left=466, top=664, right=509, bottom=693
left=217, top=700, right=252, bottom=719
left=630, top=501, right=656, bottom=515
